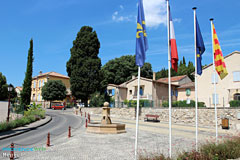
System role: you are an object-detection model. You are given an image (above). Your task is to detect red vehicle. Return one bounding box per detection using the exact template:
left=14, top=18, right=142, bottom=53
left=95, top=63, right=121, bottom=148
left=52, top=103, right=65, bottom=110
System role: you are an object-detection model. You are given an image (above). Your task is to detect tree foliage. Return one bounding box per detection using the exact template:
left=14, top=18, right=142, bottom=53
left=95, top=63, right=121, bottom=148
left=156, top=56, right=195, bottom=81
left=21, top=39, right=33, bottom=108
left=41, top=80, right=67, bottom=102
left=66, top=26, right=102, bottom=106
left=0, top=72, right=8, bottom=100
left=101, top=55, right=153, bottom=85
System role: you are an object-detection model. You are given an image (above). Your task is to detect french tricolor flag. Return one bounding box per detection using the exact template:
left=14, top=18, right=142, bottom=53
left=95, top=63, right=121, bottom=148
left=169, top=9, right=178, bottom=72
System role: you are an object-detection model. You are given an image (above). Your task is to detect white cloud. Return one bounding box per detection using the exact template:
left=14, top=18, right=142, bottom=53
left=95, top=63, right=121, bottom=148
left=173, top=18, right=182, bottom=23
left=120, top=5, right=124, bottom=10
left=112, top=5, right=133, bottom=22
left=143, top=0, right=167, bottom=28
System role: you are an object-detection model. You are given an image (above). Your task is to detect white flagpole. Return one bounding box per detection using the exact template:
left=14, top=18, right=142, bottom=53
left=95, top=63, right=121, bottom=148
left=134, top=66, right=141, bottom=160
left=210, top=18, right=218, bottom=144
left=166, top=0, right=172, bottom=158
left=192, top=7, right=198, bottom=151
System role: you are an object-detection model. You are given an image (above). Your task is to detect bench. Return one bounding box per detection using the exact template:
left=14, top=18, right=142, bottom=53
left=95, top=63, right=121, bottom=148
left=144, top=114, right=160, bottom=122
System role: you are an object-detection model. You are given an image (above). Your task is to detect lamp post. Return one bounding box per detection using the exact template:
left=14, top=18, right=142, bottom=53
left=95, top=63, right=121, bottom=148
left=7, top=85, right=13, bottom=122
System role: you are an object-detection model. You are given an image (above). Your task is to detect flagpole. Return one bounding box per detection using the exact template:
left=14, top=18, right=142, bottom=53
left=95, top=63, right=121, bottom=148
left=210, top=18, right=218, bottom=144
left=166, top=0, right=172, bottom=158
left=134, top=66, right=141, bottom=160
left=192, top=7, right=198, bottom=151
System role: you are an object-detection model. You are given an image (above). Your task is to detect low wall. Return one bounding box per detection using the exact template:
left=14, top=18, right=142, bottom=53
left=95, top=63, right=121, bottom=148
left=0, top=101, right=8, bottom=122
left=81, top=107, right=240, bottom=131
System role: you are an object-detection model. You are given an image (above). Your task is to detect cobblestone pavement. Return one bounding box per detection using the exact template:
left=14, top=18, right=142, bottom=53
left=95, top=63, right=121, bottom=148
left=2, top=111, right=236, bottom=160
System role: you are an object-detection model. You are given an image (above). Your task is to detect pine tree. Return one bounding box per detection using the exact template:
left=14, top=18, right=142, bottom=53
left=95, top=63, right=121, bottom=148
left=66, top=26, right=101, bottom=107
left=21, top=39, right=33, bottom=109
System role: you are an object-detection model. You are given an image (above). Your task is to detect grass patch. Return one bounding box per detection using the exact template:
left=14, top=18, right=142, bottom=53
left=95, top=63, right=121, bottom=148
left=0, top=103, right=45, bottom=132
left=139, top=136, right=240, bottom=160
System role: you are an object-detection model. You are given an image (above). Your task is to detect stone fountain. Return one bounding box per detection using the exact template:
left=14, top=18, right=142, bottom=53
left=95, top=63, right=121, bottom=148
left=87, top=102, right=126, bottom=134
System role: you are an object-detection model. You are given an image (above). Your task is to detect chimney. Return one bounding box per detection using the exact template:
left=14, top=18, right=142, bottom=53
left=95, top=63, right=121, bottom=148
left=153, top=72, right=156, bottom=81
left=39, top=71, right=42, bottom=75
left=132, top=75, right=136, bottom=79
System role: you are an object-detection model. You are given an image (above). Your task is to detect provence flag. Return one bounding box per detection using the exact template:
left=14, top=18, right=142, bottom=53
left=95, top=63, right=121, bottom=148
left=135, top=0, right=148, bottom=67
left=196, top=17, right=205, bottom=75
left=212, top=23, right=228, bottom=79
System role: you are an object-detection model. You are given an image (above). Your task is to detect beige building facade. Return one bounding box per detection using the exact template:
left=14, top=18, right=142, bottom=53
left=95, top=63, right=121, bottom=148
left=197, top=51, right=240, bottom=107
left=31, top=71, right=72, bottom=107
left=107, top=75, right=178, bottom=107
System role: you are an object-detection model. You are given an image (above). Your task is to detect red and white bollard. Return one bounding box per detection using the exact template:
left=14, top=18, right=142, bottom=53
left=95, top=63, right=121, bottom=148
left=68, top=126, right=71, bottom=138
left=10, top=143, right=14, bottom=160
left=85, top=119, right=88, bottom=128
left=46, top=132, right=50, bottom=147
left=88, top=113, right=90, bottom=123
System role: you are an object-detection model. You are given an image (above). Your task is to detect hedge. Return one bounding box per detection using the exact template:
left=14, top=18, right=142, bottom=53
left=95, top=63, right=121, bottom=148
left=162, top=100, right=206, bottom=108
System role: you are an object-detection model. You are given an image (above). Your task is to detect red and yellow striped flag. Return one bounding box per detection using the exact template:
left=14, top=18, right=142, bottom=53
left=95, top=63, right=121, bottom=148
left=212, top=23, right=228, bottom=80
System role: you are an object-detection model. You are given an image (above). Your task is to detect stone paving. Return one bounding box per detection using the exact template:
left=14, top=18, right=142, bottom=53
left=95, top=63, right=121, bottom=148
left=2, top=111, right=236, bottom=160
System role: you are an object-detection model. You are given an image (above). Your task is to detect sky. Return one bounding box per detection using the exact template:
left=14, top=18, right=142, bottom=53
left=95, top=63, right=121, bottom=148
left=0, top=0, right=240, bottom=87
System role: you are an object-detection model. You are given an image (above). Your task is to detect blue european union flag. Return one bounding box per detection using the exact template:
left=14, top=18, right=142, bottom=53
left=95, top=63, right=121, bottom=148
left=135, top=0, right=148, bottom=67
left=196, top=17, right=205, bottom=75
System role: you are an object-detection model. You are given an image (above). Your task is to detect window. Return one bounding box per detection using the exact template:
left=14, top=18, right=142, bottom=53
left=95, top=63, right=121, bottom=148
left=233, top=71, right=240, bottom=82
left=212, top=73, right=218, bottom=84
left=33, top=81, right=36, bottom=88
left=234, top=93, right=240, bottom=101
left=212, top=94, right=219, bottom=105
left=38, top=94, right=41, bottom=101
left=129, top=90, right=132, bottom=95
left=39, top=80, right=41, bottom=88
left=42, top=80, right=45, bottom=86
left=108, top=89, right=115, bottom=96
left=32, top=94, right=35, bottom=101
left=186, top=88, right=191, bottom=96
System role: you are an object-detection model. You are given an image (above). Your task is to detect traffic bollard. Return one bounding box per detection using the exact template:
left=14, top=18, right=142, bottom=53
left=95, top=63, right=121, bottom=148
left=81, top=111, right=82, bottom=117
left=10, top=143, right=14, bottom=160
left=46, top=132, right=50, bottom=147
left=85, top=112, right=86, bottom=117
left=88, top=113, right=90, bottom=123
left=68, top=126, right=71, bottom=138
left=85, top=119, right=88, bottom=128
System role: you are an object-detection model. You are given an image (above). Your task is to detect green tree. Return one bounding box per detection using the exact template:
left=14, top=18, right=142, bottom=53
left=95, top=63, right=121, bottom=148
left=0, top=72, right=8, bottom=100
left=41, top=80, right=67, bottom=107
left=187, top=61, right=195, bottom=81
left=21, top=39, right=33, bottom=109
left=66, top=26, right=102, bottom=107
left=101, top=55, right=153, bottom=85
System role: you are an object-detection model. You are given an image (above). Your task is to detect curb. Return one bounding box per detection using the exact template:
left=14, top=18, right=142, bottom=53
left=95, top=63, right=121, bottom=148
left=0, top=115, right=52, bottom=140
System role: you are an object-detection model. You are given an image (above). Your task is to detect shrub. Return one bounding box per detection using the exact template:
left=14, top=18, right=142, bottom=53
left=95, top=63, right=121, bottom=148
left=89, top=92, right=105, bottom=107
left=162, top=100, right=205, bottom=108
left=229, top=100, right=240, bottom=107
left=0, top=103, right=45, bottom=132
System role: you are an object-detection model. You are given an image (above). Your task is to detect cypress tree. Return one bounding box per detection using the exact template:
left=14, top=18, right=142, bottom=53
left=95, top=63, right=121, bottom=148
left=66, top=26, right=101, bottom=107
left=21, top=39, right=33, bottom=109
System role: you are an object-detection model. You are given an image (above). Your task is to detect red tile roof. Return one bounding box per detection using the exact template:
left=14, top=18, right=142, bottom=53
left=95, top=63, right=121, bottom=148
left=157, top=75, right=187, bottom=83
left=33, top=71, right=69, bottom=79
left=178, top=82, right=195, bottom=89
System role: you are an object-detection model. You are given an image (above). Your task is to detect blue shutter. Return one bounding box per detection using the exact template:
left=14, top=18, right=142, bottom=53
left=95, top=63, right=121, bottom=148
left=175, top=90, right=178, bottom=97
left=112, top=89, right=115, bottom=96
left=140, top=88, right=143, bottom=95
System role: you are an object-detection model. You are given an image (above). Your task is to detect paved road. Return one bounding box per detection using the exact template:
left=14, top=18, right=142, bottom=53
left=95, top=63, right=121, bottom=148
left=0, top=109, right=83, bottom=157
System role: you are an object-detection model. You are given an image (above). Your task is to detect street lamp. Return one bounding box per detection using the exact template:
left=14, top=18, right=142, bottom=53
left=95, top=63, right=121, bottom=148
left=6, top=85, right=13, bottom=122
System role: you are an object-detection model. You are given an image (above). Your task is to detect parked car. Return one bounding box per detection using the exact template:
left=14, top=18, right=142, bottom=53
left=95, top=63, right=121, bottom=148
left=52, top=103, right=65, bottom=110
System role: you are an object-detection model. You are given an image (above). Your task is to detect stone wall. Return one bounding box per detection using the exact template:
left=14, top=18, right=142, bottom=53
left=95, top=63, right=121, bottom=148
left=0, top=101, right=8, bottom=122
left=81, top=107, right=240, bottom=131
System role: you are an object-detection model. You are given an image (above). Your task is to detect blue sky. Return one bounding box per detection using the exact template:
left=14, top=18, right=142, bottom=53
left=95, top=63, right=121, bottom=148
left=0, top=0, right=240, bottom=87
